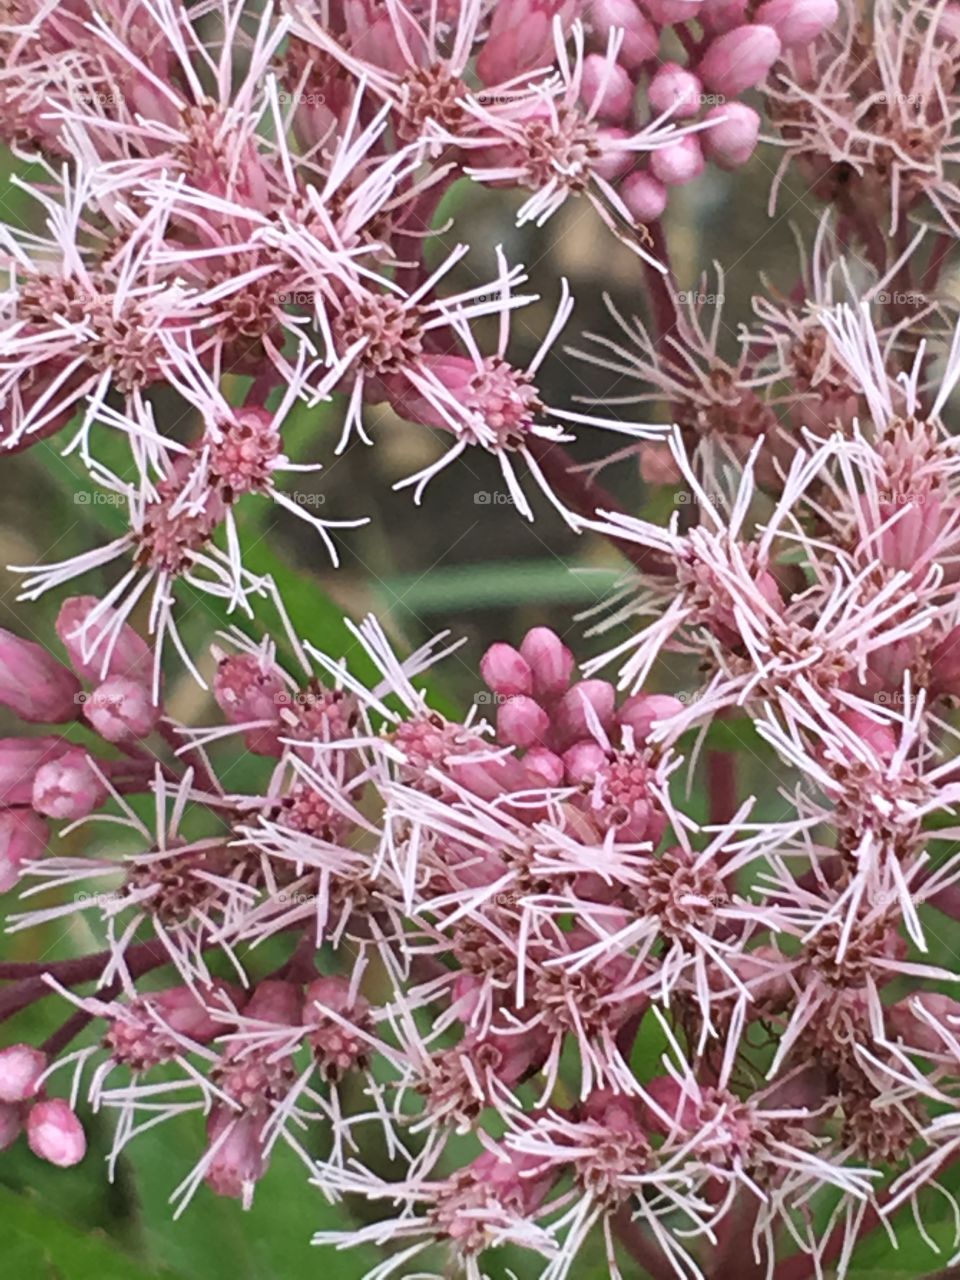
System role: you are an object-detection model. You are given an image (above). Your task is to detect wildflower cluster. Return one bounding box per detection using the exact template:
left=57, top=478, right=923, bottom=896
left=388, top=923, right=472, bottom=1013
left=7, top=2, right=960, bottom=1280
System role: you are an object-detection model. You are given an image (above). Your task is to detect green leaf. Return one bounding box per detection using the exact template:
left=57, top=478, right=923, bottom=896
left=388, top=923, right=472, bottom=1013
left=0, top=1184, right=175, bottom=1280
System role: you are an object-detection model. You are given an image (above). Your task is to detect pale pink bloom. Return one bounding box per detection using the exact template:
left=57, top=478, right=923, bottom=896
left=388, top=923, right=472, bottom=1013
left=698, top=23, right=782, bottom=96
left=702, top=101, right=761, bottom=168
left=27, top=1098, right=86, bottom=1167
left=0, top=1043, right=47, bottom=1104
left=0, top=627, right=81, bottom=723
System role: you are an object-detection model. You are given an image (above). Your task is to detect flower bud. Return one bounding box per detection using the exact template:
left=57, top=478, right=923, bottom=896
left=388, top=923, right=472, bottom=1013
left=244, top=979, right=303, bottom=1026
left=0, top=737, right=72, bottom=807
left=698, top=24, right=782, bottom=96
left=589, top=0, right=659, bottom=70
left=0, top=629, right=81, bottom=723
left=645, top=0, right=704, bottom=22
left=700, top=0, right=748, bottom=33
left=650, top=134, right=705, bottom=185
left=204, top=1108, right=267, bottom=1208
left=621, top=171, right=669, bottom=222
left=563, top=739, right=608, bottom=783
left=0, top=1044, right=47, bottom=1103
left=839, top=710, right=897, bottom=761
left=83, top=676, right=159, bottom=743
left=755, top=0, right=837, bottom=48
left=593, top=127, right=634, bottom=181
left=649, top=63, right=704, bottom=119
left=581, top=54, right=635, bottom=123
left=27, top=1099, right=86, bottom=1167
left=480, top=643, right=533, bottom=698
left=702, top=101, right=761, bottom=168
left=497, top=695, right=550, bottom=749
left=477, top=0, right=573, bottom=84
left=556, top=680, right=617, bottom=745
left=32, top=749, right=107, bottom=820
left=213, top=652, right=286, bottom=756
left=0, top=809, right=48, bottom=893
left=519, top=628, right=575, bottom=697
left=150, top=981, right=243, bottom=1042
left=618, top=693, right=684, bottom=741
left=56, top=597, right=153, bottom=686
left=887, top=994, right=960, bottom=1053
left=521, top=746, right=565, bottom=787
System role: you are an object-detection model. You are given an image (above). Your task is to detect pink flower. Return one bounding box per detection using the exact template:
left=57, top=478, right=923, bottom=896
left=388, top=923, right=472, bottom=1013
left=698, top=23, right=782, bottom=95
left=0, top=629, right=81, bottom=723
left=0, top=1044, right=47, bottom=1103
left=27, top=1099, right=86, bottom=1168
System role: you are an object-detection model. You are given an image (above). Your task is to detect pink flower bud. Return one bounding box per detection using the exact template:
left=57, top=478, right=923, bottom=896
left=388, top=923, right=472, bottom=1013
left=477, top=0, right=575, bottom=84
left=698, top=24, right=782, bottom=96
left=83, top=676, right=159, bottom=743
left=839, top=710, right=897, bottom=761
left=648, top=63, right=704, bottom=119
left=204, top=1108, right=267, bottom=1208
left=0, top=737, right=72, bottom=807
left=887, top=994, right=960, bottom=1053
left=589, top=0, right=660, bottom=70
left=480, top=643, right=533, bottom=697
left=150, top=981, right=243, bottom=1042
left=621, top=171, right=669, bottom=222
left=650, top=134, right=705, bottom=185
left=0, top=1044, right=47, bottom=1103
left=56, top=597, right=153, bottom=686
left=521, top=746, right=565, bottom=787
left=645, top=0, right=704, bottom=22
left=700, top=0, right=748, bottom=34
left=755, top=0, right=837, bottom=48
left=555, top=680, right=617, bottom=746
left=702, top=101, right=761, bottom=168
left=0, top=629, right=81, bottom=724
left=0, top=1103, right=20, bottom=1151
left=519, top=628, right=575, bottom=697
left=581, top=54, right=635, bottom=123
left=0, top=809, right=48, bottom=893
left=213, top=652, right=286, bottom=756
left=244, top=979, right=303, bottom=1026
left=593, top=127, right=634, bottom=181
left=27, top=1099, right=86, bottom=1167
left=563, top=739, right=608, bottom=783
left=32, top=749, right=107, bottom=820
left=618, top=693, right=684, bottom=741
left=497, top=695, right=550, bottom=749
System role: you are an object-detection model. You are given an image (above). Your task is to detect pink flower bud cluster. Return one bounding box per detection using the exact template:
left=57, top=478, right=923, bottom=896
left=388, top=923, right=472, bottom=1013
left=0, top=597, right=163, bottom=893
left=0, top=1044, right=84, bottom=1167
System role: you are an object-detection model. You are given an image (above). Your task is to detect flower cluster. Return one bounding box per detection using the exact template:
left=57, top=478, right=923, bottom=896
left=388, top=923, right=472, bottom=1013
left=0, top=0, right=833, bottom=674
left=8, top=2, right=960, bottom=1279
